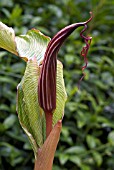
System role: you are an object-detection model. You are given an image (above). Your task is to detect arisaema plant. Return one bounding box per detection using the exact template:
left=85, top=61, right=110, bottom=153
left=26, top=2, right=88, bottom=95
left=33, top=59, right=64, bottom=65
left=0, top=12, right=92, bottom=170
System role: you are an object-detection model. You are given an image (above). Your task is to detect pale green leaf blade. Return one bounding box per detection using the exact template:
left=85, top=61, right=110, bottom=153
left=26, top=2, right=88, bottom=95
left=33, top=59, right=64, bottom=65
left=92, top=151, right=103, bottom=166
left=17, top=58, right=46, bottom=157
left=17, top=82, right=38, bottom=157
left=53, top=60, right=67, bottom=125
left=15, top=29, right=50, bottom=64
left=65, top=146, right=86, bottom=154
left=86, top=135, right=96, bottom=149
left=59, top=154, right=69, bottom=165
left=0, top=22, right=18, bottom=55
left=0, top=22, right=50, bottom=64
left=21, top=59, right=46, bottom=146
left=69, top=155, right=82, bottom=167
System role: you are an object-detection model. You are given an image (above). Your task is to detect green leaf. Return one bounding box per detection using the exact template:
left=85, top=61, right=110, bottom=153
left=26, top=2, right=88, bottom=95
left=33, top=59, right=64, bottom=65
left=108, top=131, right=114, bottom=145
left=52, top=165, right=60, bottom=170
left=69, top=155, right=82, bottom=167
left=92, top=151, right=103, bottom=166
left=61, top=126, right=69, bottom=137
left=0, top=104, right=10, bottom=112
left=15, top=29, right=50, bottom=64
left=81, top=164, right=91, bottom=170
left=0, top=123, right=6, bottom=133
left=0, top=22, right=50, bottom=64
left=59, top=154, right=69, bottom=165
left=3, top=114, right=17, bottom=129
left=65, top=146, right=86, bottom=154
left=0, top=22, right=18, bottom=55
left=86, top=135, right=96, bottom=149
left=53, top=60, right=67, bottom=125
left=17, top=58, right=45, bottom=157
left=0, top=76, right=17, bottom=86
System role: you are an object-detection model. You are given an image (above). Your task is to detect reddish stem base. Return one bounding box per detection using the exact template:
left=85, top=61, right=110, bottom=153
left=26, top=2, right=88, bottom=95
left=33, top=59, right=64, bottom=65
left=34, top=120, right=62, bottom=170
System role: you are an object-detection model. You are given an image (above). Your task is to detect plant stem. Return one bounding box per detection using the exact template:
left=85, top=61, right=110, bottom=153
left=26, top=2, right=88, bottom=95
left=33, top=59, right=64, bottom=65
left=34, top=120, right=62, bottom=170
left=45, top=112, right=53, bottom=138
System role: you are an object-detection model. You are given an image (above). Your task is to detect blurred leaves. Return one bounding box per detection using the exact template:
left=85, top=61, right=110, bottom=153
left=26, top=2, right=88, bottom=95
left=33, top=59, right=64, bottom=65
left=108, top=131, right=114, bottom=146
left=3, top=114, right=17, bottom=130
left=0, top=0, right=114, bottom=170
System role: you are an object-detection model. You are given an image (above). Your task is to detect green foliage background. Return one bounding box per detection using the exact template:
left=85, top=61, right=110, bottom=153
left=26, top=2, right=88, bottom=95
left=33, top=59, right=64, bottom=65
left=0, top=0, right=114, bottom=169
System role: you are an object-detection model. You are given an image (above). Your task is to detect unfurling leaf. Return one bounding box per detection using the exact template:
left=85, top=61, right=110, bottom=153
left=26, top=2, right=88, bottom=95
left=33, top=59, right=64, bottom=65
left=0, top=22, right=18, bottom=55
left=0, top=22, right=50, bottom=64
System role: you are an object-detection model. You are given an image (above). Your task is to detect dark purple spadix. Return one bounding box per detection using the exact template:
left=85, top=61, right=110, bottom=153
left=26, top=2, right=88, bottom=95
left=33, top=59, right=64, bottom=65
left=38, top=12, right=93, bottom=114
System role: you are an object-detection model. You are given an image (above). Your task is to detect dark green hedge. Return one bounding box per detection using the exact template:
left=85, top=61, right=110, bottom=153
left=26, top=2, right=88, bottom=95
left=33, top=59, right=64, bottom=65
left=0, top=0, right=114, bottom=169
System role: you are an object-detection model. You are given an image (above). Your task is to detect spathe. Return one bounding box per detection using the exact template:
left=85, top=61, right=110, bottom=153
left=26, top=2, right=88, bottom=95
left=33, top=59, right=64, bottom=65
left=38, top=12, right=93, bottom=114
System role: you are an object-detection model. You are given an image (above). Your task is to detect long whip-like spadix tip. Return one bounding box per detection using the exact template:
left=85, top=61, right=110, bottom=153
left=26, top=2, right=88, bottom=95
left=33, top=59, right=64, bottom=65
left=78, top=14, right=93, bottom=89
left=38, top=12, right=93, bottom=114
